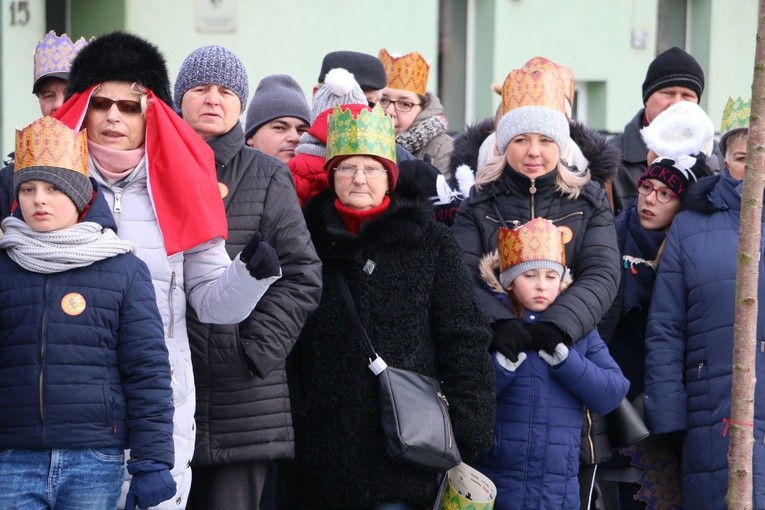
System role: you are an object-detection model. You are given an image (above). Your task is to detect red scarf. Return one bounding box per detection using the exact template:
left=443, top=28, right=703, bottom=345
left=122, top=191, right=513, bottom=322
left=54, top=85, right=227, bottom=255
left=334, top=195, right=391, bottom=234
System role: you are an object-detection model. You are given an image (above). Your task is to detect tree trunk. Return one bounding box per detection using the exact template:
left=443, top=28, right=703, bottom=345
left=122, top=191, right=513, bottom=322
left=727, top=2, right=765, bottom=508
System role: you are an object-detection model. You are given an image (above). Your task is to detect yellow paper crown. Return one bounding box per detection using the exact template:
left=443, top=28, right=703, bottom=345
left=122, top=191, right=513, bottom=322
left=15, top=117, right=88, bottom=176
left=33, top=31, right=89, bottom=88
left=325, top=104, right=397, bottom=165
left=378, top=48, right=430, bottom=96
left=720, top=97, right=751, bottom=135
left=498, top=218, right=566, bottom=286
left=501, top=60, right=567, bottom=116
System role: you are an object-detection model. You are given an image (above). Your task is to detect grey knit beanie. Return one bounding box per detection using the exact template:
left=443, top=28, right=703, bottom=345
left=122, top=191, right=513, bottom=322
left=310, top=68, right=367, bottom=122
left=496, top=105, right=570, bottom=155
left=244, top=74, right=311, bottom=140
left=500, top=259, right=564, bottom=289
left=15, top=167, right=93, bottom=213
left=174, top=45, right=249, bottom=112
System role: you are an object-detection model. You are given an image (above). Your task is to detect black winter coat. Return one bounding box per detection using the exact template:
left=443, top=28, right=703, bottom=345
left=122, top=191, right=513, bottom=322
left=286, top=182, right=495, bottom=509
left=186, top=123, right=322, bottom=467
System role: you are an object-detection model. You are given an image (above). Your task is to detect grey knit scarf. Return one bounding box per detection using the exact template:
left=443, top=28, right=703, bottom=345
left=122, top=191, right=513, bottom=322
left=396, top=115, right=447, bottom=154
left=294, top=132, right=327, bottom=158
left=0, top=217, right=135, bottom=274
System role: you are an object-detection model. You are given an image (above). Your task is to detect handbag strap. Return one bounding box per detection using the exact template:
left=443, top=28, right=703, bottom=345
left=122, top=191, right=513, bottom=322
left=334, top=266, right=381, bottom=365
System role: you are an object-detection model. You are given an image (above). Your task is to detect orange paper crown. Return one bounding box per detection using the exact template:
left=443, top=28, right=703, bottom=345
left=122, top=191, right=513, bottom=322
left=15, top=117, right=88, bottom=176
left=498, top=218, right=566, bottom=287
left=501, top=59, right=567, bottom=116
left=378, top=48, right=430, bottom=96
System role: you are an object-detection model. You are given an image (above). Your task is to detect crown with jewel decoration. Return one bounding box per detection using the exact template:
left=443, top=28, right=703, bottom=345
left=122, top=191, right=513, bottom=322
left=33, top=31, right=89, bottom=93
left=15, top=116, right=88, bottom=175
left=378, top=48, right=430, bottom=96
left=720, top=97, right=751, bottom=135
left=498, top=218, right=567, bottom=288
left=325, top=104, right=396, bottom=164
left=501, top=59, right=567, bottom=116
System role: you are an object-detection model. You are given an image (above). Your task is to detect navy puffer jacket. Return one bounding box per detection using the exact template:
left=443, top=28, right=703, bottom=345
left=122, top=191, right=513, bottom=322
left=0, top=185, right=174, bottom=468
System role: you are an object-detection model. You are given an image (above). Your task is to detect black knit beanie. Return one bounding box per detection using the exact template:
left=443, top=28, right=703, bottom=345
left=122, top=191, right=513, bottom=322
left=642, top=47, right=704, bottom=104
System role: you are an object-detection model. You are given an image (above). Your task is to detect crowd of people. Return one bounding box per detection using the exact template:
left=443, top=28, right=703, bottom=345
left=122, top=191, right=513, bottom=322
left=0, top=28, right=758, bottom=510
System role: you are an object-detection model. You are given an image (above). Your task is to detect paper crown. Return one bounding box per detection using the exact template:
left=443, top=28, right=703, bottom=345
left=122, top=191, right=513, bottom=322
left=720, top=97, right=751, bottom=135
left=378, top=48, right=430, bottom=96
left=15, top=116, right=88, bottom=175
left=520, top=57, right=574, bottom=106
left=498, top=218, right=567, bottom=288
left=33, top=31, right=88, bottom=92
left=325, top=104, right=397, bottom=164
left=501, top=59, right=567, bottom=116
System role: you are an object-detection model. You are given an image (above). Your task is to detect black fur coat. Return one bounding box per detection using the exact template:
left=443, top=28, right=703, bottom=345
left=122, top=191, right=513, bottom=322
left=286, top=182, right=495, bottom=508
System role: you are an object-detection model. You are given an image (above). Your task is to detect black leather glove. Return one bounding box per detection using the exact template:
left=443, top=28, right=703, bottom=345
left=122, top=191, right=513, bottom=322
left=490, top=319, right=532, bottom=362
left=240, top=231, right=280, bottom=279
left=527, top=321, right=570, bottom=355
left=125, top=459, right=176, bottom=510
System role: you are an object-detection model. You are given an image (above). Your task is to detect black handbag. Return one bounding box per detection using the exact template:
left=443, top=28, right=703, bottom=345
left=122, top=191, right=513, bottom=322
left=336, top=269, right=461, bottom=473
left=605, top=396, right=650, bottom=449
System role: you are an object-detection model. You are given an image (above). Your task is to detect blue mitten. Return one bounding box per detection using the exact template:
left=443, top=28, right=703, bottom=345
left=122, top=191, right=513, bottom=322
left=240, top=231, right=280, bottom=279
left=125, top=460, right=176, bottom=510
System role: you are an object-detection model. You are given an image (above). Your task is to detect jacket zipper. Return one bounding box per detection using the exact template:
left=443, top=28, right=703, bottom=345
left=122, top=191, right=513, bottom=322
left=698, top=362, right=704, bottom=379
left=584, top=408, right=595, bottom=464
left=39, top=277, right=51, bottom=423
left=529, top=179, right=537, bottom=218
left=167, top=271, right=176, bottom=338
left=437, top=391, right=452, bottom=448
left=484, top=215, right=521, bottom=227
left=548, top=211, right=584, bottom=224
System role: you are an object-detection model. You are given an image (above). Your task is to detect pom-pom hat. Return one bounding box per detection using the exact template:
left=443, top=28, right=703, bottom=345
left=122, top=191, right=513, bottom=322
left=640, top=101, right=714, bottom=160
left=498, top=218, right=567, bottom=288
left=310, top=68, right=367, bottom=123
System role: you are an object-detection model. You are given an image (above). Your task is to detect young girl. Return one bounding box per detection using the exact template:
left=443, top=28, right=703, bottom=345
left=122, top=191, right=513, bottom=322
left=474, top=217, right=628, bottom=510
left=0, top=117, right=175, bottom=509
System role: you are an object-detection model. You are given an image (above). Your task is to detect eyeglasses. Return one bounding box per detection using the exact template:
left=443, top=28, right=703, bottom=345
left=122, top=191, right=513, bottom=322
left=334, top=165, right=387, bottom=179
left=378, top=98, right=421, bottom=112
left=637, top=180, right=678, bottom=203
left=88, top=96, right=143, bottom=115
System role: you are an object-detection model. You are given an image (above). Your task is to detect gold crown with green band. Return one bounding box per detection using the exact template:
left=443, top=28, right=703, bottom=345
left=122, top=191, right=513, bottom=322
left=720, top=97, right=751, bottom=135
left=325, top=104, right=397, bottom=164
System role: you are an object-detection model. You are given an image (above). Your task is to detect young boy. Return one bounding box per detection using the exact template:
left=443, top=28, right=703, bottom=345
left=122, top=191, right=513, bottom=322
left=475, top=217, right=629, bottom=510
left=0, top=117, right=176, bottom=509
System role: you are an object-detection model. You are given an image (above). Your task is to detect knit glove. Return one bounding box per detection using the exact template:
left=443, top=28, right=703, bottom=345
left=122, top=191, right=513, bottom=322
left=527, top=321, right=570, bottom=355
left=490, top=319, right=533, bottom=362
left=496, top=351, right=527, bottom=372
left=240, top=231, right=280, bottom=279
left=538, top=343, right=570, bottom=367
left=125, top=460, right=176, bottom=510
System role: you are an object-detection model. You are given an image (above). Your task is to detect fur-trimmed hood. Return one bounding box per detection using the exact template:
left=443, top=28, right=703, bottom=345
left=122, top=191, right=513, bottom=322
left=448, top=117, right=495, bottom=184
left=682, top=173, right=729, bottom=215
left=303, top=178, right=434, bottom=260
left=66, top=31, right=173, bottom=106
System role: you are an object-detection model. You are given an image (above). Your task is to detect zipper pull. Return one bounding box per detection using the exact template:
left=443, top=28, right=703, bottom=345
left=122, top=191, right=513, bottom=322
left=529, top=179, right=537, bottom=195
left=437, top=391, right=449, bottom=407
left=698, top=362, right=704, bottom=379
left=113, top=192, right=122, bottom=213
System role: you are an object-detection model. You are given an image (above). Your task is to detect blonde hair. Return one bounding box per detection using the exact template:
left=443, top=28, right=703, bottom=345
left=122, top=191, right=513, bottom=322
left=475, top=157, right=590, bottom=199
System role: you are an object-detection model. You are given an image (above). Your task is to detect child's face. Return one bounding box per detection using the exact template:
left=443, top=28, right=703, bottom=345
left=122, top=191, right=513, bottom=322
left=636, top=178, right=682, bottom=230
left=18, top=180, right=79, bottom=232
left=724, top=136, right=747, bottom=180
left=509, top=268, right=561, bottom=312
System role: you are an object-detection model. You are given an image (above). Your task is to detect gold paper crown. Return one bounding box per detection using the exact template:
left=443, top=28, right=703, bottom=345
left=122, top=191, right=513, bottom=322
left=501, top=60, right=567, bottom=116
left=378, top=48, right=430, bottom=96
left=720, top=97, right=751, bottom=135
left=498, top=218, right=566, bottom=275
left=33, top=31, right=89, bottom=88
left=325, top=104, right=397, bottom=164
left=15, top=117, right=88, bottom=176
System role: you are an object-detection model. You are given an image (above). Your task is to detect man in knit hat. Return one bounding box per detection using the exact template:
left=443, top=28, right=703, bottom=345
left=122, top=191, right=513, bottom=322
left=174, top=45, right=321, bottom=510
left=608, top=46, right=719, bottom=215
left=244, top=74, right=311, bottom=163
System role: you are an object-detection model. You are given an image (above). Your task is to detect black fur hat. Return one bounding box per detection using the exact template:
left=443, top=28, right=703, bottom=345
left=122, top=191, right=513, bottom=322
left=66, top=31, right=172, bottom=106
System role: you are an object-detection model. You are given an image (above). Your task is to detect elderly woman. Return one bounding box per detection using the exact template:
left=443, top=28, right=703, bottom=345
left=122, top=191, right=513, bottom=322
left=286, top=104, right=495, bottom=510
left=172, top=45, right=322, bottom=510
left=44, top=32, right=282, bottom=509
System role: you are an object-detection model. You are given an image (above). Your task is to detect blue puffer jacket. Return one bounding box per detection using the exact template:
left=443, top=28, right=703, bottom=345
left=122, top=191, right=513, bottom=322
left=644, top=171, right=765, bottom=510
left=0, top=184, right=174, bottom=468
left=473, top=313, right=628, bottom=510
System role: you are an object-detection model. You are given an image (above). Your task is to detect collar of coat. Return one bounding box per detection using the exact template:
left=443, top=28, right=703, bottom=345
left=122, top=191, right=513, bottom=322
left=303, top=178, right=433, bottom=261
left=207, top=121, right=246, bottom=168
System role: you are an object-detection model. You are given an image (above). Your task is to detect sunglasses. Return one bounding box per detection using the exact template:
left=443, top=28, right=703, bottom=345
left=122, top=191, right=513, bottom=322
left=88, top=96, right=143, bottom=115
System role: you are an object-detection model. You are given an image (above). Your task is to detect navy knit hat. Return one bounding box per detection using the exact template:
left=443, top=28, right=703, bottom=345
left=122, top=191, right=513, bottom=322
left=174, top=45, right=249, bottom=112
left=642, top=47, right=704, bottom=104
left=318, top=51, right=387, bottom=91
left=244, top=74, right=311, bottom=140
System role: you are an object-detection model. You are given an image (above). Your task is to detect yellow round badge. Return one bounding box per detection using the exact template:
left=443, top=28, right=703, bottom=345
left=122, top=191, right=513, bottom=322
left=61, top=293, right=86, bottom=316
left=218, top=182, right=229, bottom=198
left=558, top=226, right=573, bottom=244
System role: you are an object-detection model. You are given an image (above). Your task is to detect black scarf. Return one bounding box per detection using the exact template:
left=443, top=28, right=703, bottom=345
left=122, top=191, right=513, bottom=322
left=617, top=204, right=666, bottom=314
